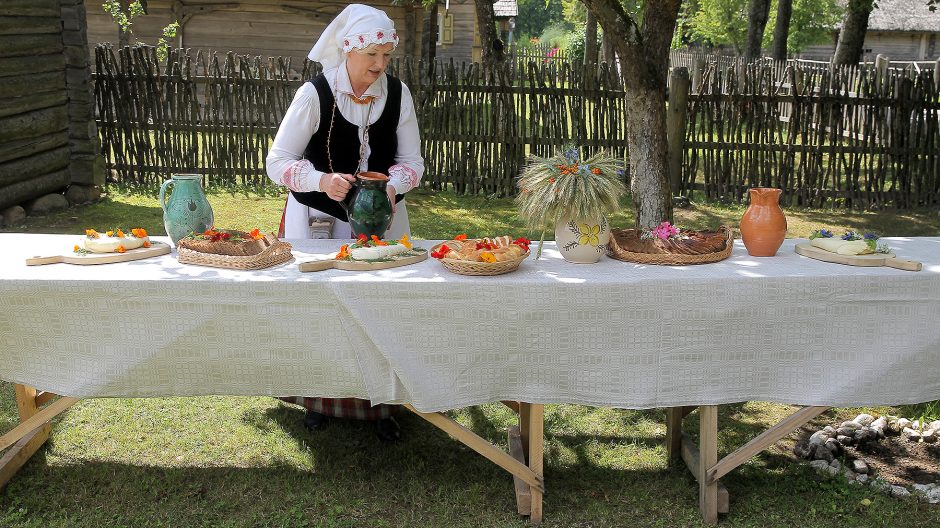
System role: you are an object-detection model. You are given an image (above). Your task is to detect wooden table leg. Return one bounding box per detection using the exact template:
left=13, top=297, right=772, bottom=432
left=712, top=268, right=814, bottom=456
left=0, top=385, right=53, bottom=489
left=698, top=405, right=719, bottom=525
left=665, top=407, right=684, bottom=460
left=519, top=402, right=531, bottom=460
left=526, top=403, right=544, bottom=525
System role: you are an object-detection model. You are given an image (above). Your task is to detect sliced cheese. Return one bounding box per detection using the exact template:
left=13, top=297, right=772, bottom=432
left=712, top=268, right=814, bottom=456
left=349, top=243, right=409, bottom=260
left=83, top=235, right=147, bottom=253
left=836, top=239, right=871, bottom=255
left=810, top=238, right=845, bottom=253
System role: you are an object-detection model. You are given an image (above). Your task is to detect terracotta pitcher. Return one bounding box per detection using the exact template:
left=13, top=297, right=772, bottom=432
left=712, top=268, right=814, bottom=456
left=740, top=187, right=787, bottom=256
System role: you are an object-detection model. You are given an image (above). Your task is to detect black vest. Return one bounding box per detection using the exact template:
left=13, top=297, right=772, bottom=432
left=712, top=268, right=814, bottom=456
left=290, top=73, right=403, bottom=221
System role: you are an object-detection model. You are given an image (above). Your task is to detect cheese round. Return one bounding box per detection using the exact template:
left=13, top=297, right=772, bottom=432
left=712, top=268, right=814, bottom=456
left=349, top=243, right=409, bottom=260
left=83, top=235, right=147, bottom=253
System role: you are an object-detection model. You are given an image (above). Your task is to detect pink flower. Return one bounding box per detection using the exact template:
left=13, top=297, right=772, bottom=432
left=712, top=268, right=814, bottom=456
left=377, top=31, right=384, bottom=39
left=358, top=35, right=365, bottom=43
left=651, top=221, right=679, bottom=240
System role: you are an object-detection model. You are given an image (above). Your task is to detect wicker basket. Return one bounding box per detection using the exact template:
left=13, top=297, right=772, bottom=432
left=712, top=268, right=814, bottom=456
left=430, top=242, right=529, bottom=276
left=607, top=225, right=734, bottom=265
left=177, top=235, right=294, bottom=270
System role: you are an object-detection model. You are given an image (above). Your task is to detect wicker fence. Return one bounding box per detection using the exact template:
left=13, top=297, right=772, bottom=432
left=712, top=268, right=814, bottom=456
left=94, top=45, right=940, bottom=207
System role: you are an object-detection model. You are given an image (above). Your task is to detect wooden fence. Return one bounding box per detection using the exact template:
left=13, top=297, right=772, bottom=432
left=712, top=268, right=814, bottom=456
left=94, top=45, right=940, bottom=208
left=94, top=45, right=625, bottom=195
left=672, top=61, right=940, bottom=208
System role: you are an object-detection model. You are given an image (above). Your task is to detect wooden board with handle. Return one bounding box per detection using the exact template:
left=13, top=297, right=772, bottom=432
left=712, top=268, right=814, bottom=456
left=298, top=248, right=428, bottom=272
left=794, top=242, right=922, bottom=271
left=26, top=241, right=171, bottom=266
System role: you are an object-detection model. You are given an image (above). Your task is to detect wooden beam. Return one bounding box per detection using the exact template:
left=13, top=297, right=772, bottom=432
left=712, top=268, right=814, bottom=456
left=679, top=434, right=729, bottom=514
left=519, top=402, right=531, bottom=460
left=526, top=403, right=544, bottom=525
left=500, top=400, right=520, bottom=414
left=33, top=391, right=59, bottom=408
left=699, top=405, right=719, bottom=525
left=706, top=406, right=827, bottom=484
left=507, top=425, right=531, bottom=515
left=665, top=407, right=683, bottom=460
left=404, top=405, right=544, bottom=492
left=0, top=425, right=50, bottom=490
left=0, top=397, right=79, bottom=452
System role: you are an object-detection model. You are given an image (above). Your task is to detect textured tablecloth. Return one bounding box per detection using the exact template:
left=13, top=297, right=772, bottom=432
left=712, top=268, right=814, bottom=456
left=1, top=234, right=938, bottom=412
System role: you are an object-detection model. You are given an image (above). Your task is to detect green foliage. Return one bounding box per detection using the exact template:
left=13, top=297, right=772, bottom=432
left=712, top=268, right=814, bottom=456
left=682, top=0, right=843, bottom=54
left=538, top=22, right=574, bottom=50
left=102, top=0, right=145, bottom=34
left=156, top=21, right=179, bottom=62
left=515, top=0, right=567, bottom=42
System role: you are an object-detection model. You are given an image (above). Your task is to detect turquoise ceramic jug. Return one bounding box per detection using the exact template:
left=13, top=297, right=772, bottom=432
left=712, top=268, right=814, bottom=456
left=159, top=174, right=214, bottom=245
left=342, top=171, right=393, bottom=238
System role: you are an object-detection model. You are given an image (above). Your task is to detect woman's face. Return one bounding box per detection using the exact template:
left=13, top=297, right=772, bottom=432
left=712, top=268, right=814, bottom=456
left=346, top=43, right=394, bottom=89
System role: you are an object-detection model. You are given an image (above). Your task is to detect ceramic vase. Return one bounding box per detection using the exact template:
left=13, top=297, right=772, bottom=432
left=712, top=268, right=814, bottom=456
left=159, top=174, right=214, bottom=245
left=554, top=216, right=610, bottom=263
left=739, top=187, right=787, bottom=256
left=343, top=171, right=393, bottom=238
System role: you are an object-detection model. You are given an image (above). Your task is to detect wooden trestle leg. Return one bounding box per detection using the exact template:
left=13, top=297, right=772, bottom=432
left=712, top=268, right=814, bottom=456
left=0, top=385, right=78, bottom=489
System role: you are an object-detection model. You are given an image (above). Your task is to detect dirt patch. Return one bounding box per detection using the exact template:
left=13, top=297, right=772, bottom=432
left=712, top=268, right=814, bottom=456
left=846, top=436, right=940, bottom=487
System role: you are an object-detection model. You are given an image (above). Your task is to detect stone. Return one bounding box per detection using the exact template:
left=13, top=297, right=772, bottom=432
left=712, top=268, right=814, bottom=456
left=2, top=205, right=26, bottom=226
left=898, top=418, right=912, bottom=429
left=809, top=430, right=829, bottom=446
left=64, top=184, right=101, bottom=205
left=870, top=416, right=888, bottom=430
left=814, top=446, right=834, bottom=463
left=854, top=430, right=867, bottom=442
left=837, top=434, right=853, bottom=446
left=888, top=421, right=902, bottom=434
left=912, top=420, right=922, bottom=430
left=912, top=483, right=936, bottom=494
left=823, top=425, right=836, bottom=434
left=930, top=420, right=940, bottom=431
left=926, top=487, right=940, bottom=504
left=853, top=414, right=875, bottom=426
left=825, top=466, right=841, bottom=477
left=903, top=427, right=922, bottom=441
left=890, top=486, right=911, bottom=498
left=24, top=193, right=68, bottom=216
left=851, top=460, right=869, bottom=474
left=825, top=438, right=842, bottom=455
left=840, top=421, right=862, bottom=430
left=922, top=429, right=937, bottom=443
left=871, top=478, right=892, bottom=492
left=842, top=469, right=856, bottom=481
left=809, top=460, right=830, bottom=472
left=794, top=443, right=811, bottom=458
left=837, top=427, right=857, bottom=437
left=856, top=474, right=870, bottom=484
left=829, top=459, right=842, bottom=471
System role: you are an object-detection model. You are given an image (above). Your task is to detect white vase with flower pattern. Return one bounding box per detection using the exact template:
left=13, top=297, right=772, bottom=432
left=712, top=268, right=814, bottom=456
left=554, top=216, right=610, bottom=263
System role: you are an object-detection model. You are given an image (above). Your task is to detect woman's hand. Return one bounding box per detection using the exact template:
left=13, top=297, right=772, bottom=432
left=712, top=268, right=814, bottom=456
left=320, top=172, right=356, bottom=201
left=387, top=184, right=398, bottom=213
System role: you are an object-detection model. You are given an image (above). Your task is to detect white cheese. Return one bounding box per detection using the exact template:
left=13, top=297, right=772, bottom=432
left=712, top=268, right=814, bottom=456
left=349, top=243, right=409, bottom=260
left=83, top=235, right=147, bottom=253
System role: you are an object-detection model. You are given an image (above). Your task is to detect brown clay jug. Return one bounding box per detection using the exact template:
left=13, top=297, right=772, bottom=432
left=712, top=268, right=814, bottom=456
left=739, top=187, right=787, bottom=256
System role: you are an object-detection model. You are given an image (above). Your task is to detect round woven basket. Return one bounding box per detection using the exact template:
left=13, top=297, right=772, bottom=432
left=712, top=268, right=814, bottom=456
left=430, top=242, right=529, bottom=276
left=177, top=240, right=294, bottom=270
left=607, top=225, right=734, bottom=265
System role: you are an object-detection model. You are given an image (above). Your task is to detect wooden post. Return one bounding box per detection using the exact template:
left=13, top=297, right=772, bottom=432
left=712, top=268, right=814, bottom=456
left=665, top=408, right=684, bottom=460
left=0, top=385, right=51, bottom=489
left=692, top=57, right=705, bottom=93
left=875, top=54, right=889, bottom=87
left=667, top=67, right=690, bottom=197
left=934, top=56, right=939, bottom=89
left=699, top=405, right=719, bottom=525
left=527, top=404, right=544, bottom=524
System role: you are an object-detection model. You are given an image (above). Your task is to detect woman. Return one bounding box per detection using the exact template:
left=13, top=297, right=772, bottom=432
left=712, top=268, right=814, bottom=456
left=266, top=4, right=424, bottom=442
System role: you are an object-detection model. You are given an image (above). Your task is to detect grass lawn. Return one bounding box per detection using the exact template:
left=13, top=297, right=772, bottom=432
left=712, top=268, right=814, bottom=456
left=1, top=186, right=939, bottom=527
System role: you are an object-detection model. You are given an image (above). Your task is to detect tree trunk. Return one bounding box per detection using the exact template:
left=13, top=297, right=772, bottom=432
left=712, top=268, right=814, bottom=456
left=403, top=1, right=417, bottom=58
left=585, top=10, right=598, bottom=65
left=744, top=0, right=771, bottom=60
left=582, top=0, right=680, bottom=228
left=118, top=0, right=131, bottom=49
left=473, top=0, right=502, bottom=71
left=770, top=0, right=793, bottom=60
left=422, top=2, right=439, bottom=64
left=833, top=0, right=873, bottom=66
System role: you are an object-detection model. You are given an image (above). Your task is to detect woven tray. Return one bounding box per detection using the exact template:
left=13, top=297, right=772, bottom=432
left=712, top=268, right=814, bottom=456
left=607, top=225, right=734, bottom=265
left=177, top=235, right=294, bottom=270
left=430, top=242, right=529, bottom=276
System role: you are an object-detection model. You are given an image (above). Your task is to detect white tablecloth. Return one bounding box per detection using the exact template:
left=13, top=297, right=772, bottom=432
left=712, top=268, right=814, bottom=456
left=1, top=234, right=938, bottom=412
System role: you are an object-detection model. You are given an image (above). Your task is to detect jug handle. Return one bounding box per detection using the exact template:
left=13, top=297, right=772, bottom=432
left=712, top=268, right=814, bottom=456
left=159, top=178, right=174, bottom=213
left=338, top=175, right=361, bottom=213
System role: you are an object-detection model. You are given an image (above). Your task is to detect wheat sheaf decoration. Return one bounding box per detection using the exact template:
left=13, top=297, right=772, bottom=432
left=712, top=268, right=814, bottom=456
left=516, top=145, right=626, bottom=257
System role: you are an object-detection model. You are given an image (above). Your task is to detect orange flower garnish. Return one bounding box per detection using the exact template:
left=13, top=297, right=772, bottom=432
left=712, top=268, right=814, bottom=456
left=116, top=229, right=125, bottom=238
left=73, top=245, right=80, bottom=252
left=249, top=228, right=263, bottom=240
left=106, top=231, right=113, bottom=237
left=85, top=229, right=100, bottom=238
left=131, top=228, right=147, bottom=238
left=591, top=168, right=602, bottom=175
left=142, top=241, right=151, bottom=248
left=398, top=234, right=412, bottom=249
left=335, top=244, right=350, bottom=259
left=116, top=245, right=126, bottom=253
left=371, top=235, right=388, bottom=246
left=454, top=234, right=468, bottom=241
left=480, top=252, right=497, bottom=263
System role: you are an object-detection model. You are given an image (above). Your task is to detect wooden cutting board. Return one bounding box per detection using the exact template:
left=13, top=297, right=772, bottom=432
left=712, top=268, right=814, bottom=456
left=298, top=248, right=428, bottom=272
left=26, top=241, right=172, bottom=266
left=794, top=242, right=922, bottom=271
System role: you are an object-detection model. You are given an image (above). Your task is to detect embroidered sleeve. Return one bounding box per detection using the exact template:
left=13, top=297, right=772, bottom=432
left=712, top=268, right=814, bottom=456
left=266, top=83, right=323, bottom=192
left=389, top=83, right=424, bottom=194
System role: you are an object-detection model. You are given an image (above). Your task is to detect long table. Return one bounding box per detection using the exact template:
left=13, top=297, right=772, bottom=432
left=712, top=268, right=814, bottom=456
left=1, top=234, right=939, bottom=524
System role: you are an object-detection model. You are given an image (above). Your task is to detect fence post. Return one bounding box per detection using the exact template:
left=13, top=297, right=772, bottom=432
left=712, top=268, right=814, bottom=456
left=667, top=67, right=691, bottom=196
left=875, top=54, right=889, bottom=86
left=692, top=57, right=705, bottom=93
left=934, top=56, right=940, bottom=89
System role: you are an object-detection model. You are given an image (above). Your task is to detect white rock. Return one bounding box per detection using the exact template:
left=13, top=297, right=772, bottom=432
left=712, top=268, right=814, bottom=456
left=809, top=430, right=830, bottom=446
left=912, top=483, right=936, bottom=494
left=898, top=418, right=912, bottom=429
left=852, top=460, right=869, bottom=474
left=842, top=469, right=857, bottom=481
left=871, top=478, right=892, bottom=492
left=891, top=486, right=911, bottom=498
left=853, top=414, right=875, bottom=426
left=922, top=429, right=937, bottom=443
left=840, top=421, right=862, bottom=430
left=926, top=488, right=940, bottom=504
left=912, top=420, right=921, bottom=430
left=837, top=434, right=853, bottom=445
left=823, top=425, right=836, bottom=434
left=903, top=427, right=922, bottom=440
left=825, top=438, right=842, bottom=454
left=930, top=420, right=940, bottom=431
left=870, top=417, right=888, bottom=430
left=825, top=466, right=841, bottom=477
left=856, top=474, right=870, bottom=484
left=809, top=460, right=830, bottom=472
left=829, top=459, right=842, bottom=471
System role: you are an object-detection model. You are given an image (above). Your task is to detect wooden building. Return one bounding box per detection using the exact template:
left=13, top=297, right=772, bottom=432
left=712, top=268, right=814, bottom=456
left=799, top=0, right=939, bottom=62
left=84, top=0, right=488, bottom=65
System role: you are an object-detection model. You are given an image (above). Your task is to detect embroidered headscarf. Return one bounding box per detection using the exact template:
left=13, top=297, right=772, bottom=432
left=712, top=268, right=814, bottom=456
left=308, top=4, right=399, bottom=69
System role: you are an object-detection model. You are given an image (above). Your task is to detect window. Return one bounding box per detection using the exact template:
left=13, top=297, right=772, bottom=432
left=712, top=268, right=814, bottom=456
left=437, top=12, right=454, bottom=45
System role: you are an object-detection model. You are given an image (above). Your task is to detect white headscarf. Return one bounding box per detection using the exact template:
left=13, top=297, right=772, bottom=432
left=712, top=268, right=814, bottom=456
left=308, top=4, right=399, bottom=69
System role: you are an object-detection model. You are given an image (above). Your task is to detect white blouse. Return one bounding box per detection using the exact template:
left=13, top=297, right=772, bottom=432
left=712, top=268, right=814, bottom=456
left=265, top=59, right=424, bottom=195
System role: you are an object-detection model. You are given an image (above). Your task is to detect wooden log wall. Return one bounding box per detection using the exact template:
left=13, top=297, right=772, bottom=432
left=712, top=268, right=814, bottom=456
left=94, top=46, right=629, bottom=196
left=0, top=0, right=71, bottom=210
left=681, top=61, right=940, bottom=209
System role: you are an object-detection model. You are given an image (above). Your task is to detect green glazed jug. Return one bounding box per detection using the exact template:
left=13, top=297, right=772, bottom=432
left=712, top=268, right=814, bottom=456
left=342, top=171, right=393, bottom=238
left=159, top=174, right=214, bottom=245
